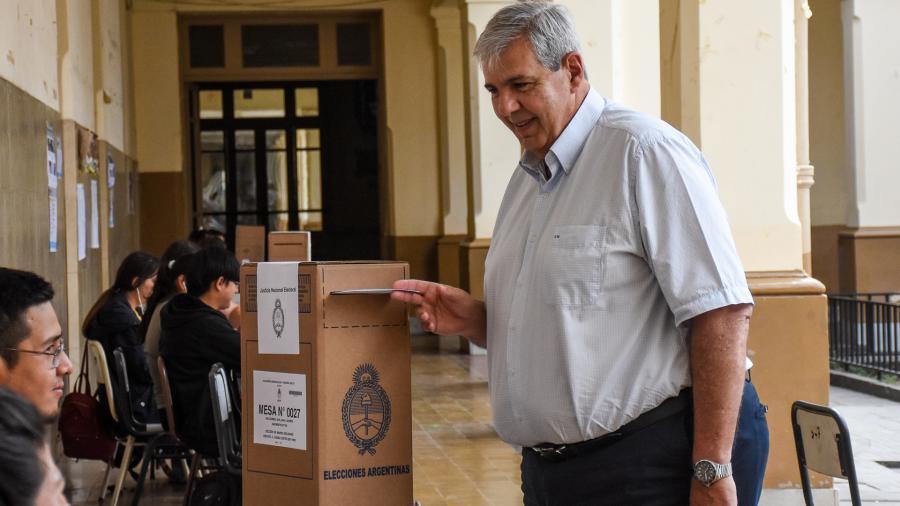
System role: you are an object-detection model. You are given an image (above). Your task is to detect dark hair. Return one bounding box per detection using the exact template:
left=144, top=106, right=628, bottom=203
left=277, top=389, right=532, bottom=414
left=185, top=247, right=240, bottom=297
left=0, top=388, right=46, bottom=506
left=139, top=241, right=200, bottom=341
left=82, top=251, right=159, bottom=335
left=188, top=228, right=226, bottom=246
left=0, top=269, right=54, bottom=368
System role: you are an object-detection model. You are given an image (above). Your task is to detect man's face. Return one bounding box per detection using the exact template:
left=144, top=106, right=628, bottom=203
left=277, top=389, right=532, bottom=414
left=0, top=302, right=73, bottom=419
left=482, top=36, right=581, bottom=159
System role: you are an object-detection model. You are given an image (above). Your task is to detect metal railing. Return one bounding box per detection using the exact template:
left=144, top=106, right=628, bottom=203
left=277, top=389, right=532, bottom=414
left=828, top=293, right=900, bottom=378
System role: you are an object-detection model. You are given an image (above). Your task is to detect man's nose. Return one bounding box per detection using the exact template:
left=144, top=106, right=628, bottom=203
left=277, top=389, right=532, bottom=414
left=57, top=350, right=74, bottom=375
left=494, top=89, right=519, bottom=118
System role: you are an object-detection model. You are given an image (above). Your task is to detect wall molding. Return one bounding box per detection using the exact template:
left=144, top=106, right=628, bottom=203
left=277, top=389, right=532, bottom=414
left=746, top=269, right=826, bottom=296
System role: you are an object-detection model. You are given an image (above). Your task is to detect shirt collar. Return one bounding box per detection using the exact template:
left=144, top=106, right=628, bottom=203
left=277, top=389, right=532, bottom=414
left=518, top=88, right=606, bottom=184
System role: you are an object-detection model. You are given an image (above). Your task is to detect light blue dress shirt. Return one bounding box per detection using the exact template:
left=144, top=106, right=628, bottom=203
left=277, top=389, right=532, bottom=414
left=483, top=89, right=753, bottom=447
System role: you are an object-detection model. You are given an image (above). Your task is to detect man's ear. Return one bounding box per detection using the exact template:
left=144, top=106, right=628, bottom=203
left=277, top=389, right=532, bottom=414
left=562, top=51, right=585, bottom=89
left=214, top=276, right=228, bottom=292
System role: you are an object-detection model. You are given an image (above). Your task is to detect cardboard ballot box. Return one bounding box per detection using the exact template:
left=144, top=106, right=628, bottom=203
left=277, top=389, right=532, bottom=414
left=268, top=231, right=311, bottom=261
left=240, top=261, right=413, bottom=505
left=235, top=225, right=266, bottom=263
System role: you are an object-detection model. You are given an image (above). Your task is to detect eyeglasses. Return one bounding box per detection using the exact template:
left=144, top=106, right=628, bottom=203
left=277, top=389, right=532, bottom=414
left=5, top=342, right=66, bottom=369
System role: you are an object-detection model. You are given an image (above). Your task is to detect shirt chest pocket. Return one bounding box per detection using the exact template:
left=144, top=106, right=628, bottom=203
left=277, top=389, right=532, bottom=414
left=542, top=225, right=608, bottom=307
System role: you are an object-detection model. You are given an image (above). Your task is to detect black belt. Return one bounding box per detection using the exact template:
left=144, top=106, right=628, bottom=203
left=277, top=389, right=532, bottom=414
left=529, top=389, right=691, bottom=462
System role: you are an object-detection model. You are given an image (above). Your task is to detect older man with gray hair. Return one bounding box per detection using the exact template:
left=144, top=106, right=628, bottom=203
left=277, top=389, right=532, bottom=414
left=394, top=1, right=769, bottom=504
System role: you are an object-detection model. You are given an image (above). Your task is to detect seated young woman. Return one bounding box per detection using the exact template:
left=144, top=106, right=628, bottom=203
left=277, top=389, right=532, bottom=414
left=83, top=251, right=159, bottom=424
left=140, top=240, right=200, bottom=421
left=160, top=246, right=240, bottom=457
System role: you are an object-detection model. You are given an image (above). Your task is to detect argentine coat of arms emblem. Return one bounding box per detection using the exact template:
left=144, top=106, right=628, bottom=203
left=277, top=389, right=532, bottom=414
left=272, top=298, right=285, bottom=338
left=342, top=363, right=391, bottom=455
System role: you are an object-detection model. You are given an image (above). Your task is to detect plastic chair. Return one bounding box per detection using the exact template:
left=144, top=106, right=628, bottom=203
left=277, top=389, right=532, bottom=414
left=86, top=340, right=127, bottom=505
left=109, top=348, right=174, bottom=505
left=791, top=400, right=862, bottom=506
left=157, top=356, right=203, bottom=506
left=208, top=363, right=242, bottom=475
left=124, top=357, right=195, bottom=506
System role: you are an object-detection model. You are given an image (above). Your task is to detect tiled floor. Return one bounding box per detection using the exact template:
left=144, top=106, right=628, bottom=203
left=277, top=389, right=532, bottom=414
left=64, top=343, right=524, bottom=505
left=61, top=351, right=900, bottom=505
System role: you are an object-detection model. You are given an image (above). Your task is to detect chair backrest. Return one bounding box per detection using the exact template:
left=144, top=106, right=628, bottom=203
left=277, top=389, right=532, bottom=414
left=156, top=356, right=179, bottom=436
left=112, top=348, right=143, bottom=433
left=86, top=340, right=118, bottom=423
left=791, top=400, right=861, bottom=506
left=208, top=363, right=241, bottom=475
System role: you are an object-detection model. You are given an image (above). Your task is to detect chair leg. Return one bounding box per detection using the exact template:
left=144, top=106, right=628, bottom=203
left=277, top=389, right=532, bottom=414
left=99, top=441, right=121, bottom=502
left=111, top=436, right=135, bottom=506
left=131, top=435, right=163, bottom=506
left=182, top=453, right=201, bottom=506
left=98, top=460, right=114, bottom=503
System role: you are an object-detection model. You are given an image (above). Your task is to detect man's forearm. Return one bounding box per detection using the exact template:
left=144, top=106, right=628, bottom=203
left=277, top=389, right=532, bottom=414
left=463, top=300, right=488, bottom=348
left=689, top=304, right=753, bottom=463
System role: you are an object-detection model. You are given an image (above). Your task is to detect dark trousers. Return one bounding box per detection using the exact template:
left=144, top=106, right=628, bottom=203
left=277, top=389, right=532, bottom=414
left=521, top=380, right=769, bottom=505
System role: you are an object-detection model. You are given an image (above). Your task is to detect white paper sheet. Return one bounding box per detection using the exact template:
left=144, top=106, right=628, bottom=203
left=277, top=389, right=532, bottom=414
left=108, top=186, right=115, bottom=229
left=90, top=179, right=100, bottom=249
left=257, top=262, right=300, bottom=355
left=253, top=370, right=307, bottom=450
left=48, top=193, right=58, bottom=252
left=47, top=124, right=58, bottom=252
left=76, top=184, right=86, bottom=260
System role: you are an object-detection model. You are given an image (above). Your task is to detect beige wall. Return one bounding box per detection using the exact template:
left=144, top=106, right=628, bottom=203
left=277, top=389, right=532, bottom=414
left=59, top=0, right=96, bottom=130
left=131, top=8, right=181, bottom=173
left=692, top=0, right=803, bottom=273
left=92, top=0, right=127, bottom=152
left=129, top=0, right=442, bottom=238
left=569, top=0, right=660, bottom=118
left=808, top=0, right=847, bottom=228
left=0, top=0, right=59, bottom=111
left=841, top=0, right=900, bottom=228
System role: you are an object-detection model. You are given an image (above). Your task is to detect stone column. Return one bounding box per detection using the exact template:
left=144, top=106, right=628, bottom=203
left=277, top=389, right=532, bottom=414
left=838, top=0, right=900, bottom=293
left=796, top=0, right=815, bottom=275
left=661, top=0, right=831, bottom=502
left=459, top=0, right=518, bottom=303
left=431, top=0, right=471, bottom=352
left=431, top=0, right=470, bottom=285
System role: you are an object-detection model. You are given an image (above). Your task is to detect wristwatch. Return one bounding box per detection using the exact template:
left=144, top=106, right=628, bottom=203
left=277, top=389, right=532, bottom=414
left=692, top=459, right=732, bottom=487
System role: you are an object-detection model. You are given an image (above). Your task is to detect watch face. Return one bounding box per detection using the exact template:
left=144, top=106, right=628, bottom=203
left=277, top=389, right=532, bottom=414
left=694, top=461, right=717, bottom=484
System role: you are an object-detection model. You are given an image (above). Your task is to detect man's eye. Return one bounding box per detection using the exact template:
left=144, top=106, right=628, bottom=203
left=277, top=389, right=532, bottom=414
left=514, top=82, right=532, bottom=90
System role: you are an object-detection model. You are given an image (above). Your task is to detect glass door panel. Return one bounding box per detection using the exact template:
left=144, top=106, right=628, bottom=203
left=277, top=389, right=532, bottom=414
left=234, top=130, right=257, bottom=213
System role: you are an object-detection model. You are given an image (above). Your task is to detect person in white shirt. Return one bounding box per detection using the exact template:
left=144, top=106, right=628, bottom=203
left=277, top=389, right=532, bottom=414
left=393, top=2, right=768, bottom=504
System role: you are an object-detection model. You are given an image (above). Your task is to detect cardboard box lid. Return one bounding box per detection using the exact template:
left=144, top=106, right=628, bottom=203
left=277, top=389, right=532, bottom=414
left=268, top=231, right=311, bottom=262
left=241, top=262, right=409, bottom=328
left=236, top=225, right=266, bottom=263
left=320, top=263, right=408, bottom=328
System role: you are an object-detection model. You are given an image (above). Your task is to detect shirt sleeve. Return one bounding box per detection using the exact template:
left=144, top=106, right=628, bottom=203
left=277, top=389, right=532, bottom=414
left=631, top=132, right=753, bottom=327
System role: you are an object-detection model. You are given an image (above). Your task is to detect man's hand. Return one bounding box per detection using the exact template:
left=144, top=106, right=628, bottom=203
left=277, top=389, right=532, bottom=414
left=690, top=476, right=737, bottom=506
left=391, top=279, right=487, bottom=347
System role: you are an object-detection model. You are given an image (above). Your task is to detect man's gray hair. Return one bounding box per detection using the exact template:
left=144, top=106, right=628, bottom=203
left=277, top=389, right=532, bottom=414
left=473, top=1, right=582, bottom=71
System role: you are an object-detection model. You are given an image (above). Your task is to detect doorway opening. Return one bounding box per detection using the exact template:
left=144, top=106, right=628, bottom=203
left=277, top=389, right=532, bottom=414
left=189, top=80, right=381, bottom=260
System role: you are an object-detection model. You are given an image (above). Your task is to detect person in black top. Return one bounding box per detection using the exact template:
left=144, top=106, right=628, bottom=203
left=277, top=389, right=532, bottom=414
left=160, top=246, right=240, bottom=457
left=83, top=251, right=159, bottom=424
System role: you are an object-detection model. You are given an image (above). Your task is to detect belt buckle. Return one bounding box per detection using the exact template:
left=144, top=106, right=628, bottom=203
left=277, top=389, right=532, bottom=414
left=532, top=444, right=568, bottom=461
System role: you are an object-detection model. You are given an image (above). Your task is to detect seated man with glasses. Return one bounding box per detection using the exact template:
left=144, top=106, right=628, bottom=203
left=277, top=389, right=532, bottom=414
left=0, top=268, right=74, bottom=421
left=160, top=247, right=241, bottom=457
